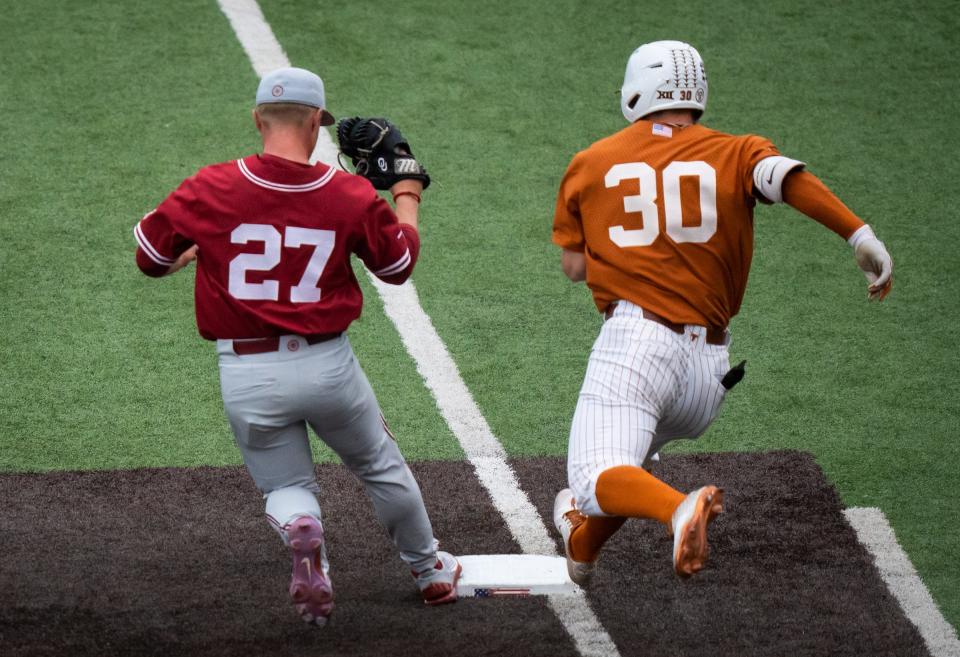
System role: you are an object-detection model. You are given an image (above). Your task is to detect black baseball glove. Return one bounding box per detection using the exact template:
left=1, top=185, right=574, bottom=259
left=336, top=117, right=430, bottom=190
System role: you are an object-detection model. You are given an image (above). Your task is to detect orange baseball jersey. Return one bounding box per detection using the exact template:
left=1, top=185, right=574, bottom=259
left=553, top=119, right=784, bottom=329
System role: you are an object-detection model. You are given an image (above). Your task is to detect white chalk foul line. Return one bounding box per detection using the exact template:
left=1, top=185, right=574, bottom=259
left=369, top=279, right=620, bottom=657
left=845, top=507, right=960, bottom=657
left=217, top=0, right=288, bottom=76
left=216, top=2, right=621, bottom=655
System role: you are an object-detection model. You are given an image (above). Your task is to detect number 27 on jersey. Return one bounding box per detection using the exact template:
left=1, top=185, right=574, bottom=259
left=228, top=224, right=335, bottom=303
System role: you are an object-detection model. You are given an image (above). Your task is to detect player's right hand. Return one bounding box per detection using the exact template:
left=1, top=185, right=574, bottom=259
left=854, top=236, right=893, bottom=301
left=167, top=245, right=199, bottom=275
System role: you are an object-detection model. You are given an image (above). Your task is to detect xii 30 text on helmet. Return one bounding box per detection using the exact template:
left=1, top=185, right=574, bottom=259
left=620, top=40, right=708, bottom=123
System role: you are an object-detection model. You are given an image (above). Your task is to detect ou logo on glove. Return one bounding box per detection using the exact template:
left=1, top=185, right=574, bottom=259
left=377, top=157, right=388, bottom=172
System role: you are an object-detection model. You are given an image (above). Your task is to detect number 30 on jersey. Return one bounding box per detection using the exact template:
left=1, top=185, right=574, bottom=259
left=605, top=161, right=717, bottom=247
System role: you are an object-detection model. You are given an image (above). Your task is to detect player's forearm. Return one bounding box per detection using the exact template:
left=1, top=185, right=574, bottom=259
left=392, top=195, right=419, bottom=231
left=390, top=180, right=422, bottom=231
left=782, top=170, right=864, bottom=240
left=561, top=249, right=587, bottom=282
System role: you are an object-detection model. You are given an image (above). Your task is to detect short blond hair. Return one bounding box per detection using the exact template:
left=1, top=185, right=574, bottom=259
left=254, top=102, right=318, bottom=127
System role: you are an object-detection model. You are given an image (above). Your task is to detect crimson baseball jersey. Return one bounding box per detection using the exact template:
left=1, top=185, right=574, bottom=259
left=135, top=154, right=419, bottom=339
left=553, top=119, right=783, bottom=329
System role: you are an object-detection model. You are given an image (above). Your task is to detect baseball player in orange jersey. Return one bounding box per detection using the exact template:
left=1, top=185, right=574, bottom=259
left=551, top=41, right=893, bottom=583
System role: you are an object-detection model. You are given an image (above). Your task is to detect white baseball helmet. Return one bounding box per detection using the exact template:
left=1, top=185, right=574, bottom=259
left=620, top=40, right=708, bottom=123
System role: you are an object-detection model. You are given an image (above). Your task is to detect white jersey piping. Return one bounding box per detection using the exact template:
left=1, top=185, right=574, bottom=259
left=373, top=249, right=412, bottom=277
left=134, top=221, right=175, bottom=266
left=237, top=157, right=336, bottom=192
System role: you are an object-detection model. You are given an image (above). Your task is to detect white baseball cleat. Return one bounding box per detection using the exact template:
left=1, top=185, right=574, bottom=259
left=413, top=551, right=462, bottom=606
left=671, top=485, right=724, bottom=577
left=552, top=489, right=595, bottom=586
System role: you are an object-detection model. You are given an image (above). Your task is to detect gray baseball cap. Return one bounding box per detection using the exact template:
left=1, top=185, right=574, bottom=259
left=255, top=67, right=335, bottom=126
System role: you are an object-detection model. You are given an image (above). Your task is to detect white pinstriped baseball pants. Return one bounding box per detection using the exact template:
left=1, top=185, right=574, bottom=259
left=569, top=300, right=731, bottom=516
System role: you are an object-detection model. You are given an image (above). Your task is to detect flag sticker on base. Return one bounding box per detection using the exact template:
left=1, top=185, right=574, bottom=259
left=455, top=555, right=578, bottom=598
left=472, top=588, right=532, bottom=598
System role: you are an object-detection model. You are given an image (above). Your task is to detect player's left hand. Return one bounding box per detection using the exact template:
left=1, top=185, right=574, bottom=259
left=336, top=117, right=430, bottom=190
left=854, top=236, right=893, bottom=301
left=167, top=245, right=198, bottom=275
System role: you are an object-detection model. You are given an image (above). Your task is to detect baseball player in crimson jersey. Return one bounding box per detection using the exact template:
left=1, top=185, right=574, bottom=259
left=134, top=67, right=460, bottom=626
left=551, top=41, right=893, bottom=583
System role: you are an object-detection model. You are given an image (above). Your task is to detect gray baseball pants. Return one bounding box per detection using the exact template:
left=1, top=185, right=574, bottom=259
left=217, top=333, right=438, bottom=572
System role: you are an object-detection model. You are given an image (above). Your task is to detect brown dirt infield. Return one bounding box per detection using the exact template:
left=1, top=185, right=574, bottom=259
left=0, top=451, right=929, bottom=656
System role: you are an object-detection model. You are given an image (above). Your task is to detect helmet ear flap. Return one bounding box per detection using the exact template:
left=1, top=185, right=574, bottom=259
left=627, top=94, right=640, bottom=110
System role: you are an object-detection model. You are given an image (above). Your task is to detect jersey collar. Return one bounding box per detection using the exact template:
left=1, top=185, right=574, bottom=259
left=237, top=154, right=336, bottom=192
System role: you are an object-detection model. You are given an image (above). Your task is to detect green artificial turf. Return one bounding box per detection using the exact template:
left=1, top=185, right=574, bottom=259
left=0, top=0, right=460, bottom=468
left=0, top=0, right=956, bottom=631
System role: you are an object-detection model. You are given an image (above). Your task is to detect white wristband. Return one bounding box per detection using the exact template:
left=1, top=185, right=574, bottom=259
left=847, top=224, right=876, bottom=249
